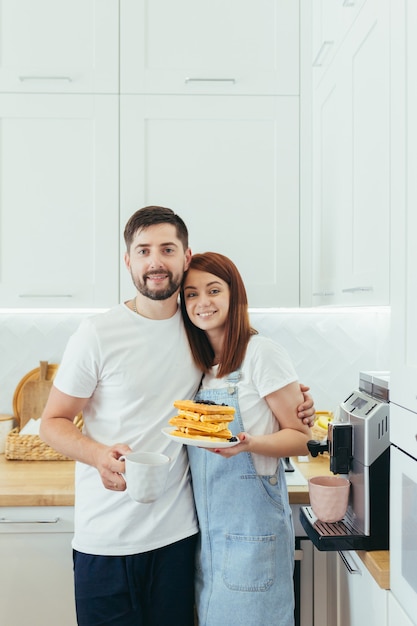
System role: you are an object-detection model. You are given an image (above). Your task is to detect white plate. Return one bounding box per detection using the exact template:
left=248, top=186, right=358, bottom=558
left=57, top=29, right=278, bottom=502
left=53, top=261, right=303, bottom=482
left=161, top=427, right=239, bottom=448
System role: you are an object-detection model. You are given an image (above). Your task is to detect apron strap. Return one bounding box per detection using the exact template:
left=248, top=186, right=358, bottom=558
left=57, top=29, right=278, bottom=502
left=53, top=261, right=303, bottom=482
left=225, top=370, right=241, bottom=395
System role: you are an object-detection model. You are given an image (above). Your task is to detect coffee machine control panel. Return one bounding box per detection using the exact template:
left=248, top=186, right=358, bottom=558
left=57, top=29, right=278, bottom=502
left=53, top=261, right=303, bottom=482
left=340, top=389, right=390, bottom=468
left=342, top=391, right=382, bottom=419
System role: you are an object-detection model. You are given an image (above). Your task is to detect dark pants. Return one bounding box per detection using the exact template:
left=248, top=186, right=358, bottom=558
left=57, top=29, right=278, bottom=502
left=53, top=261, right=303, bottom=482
left=73, top=535, right=197, bottom=626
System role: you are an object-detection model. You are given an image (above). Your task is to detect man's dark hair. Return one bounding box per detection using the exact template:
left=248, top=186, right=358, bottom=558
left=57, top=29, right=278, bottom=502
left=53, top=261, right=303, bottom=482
left=124, top=206, right=189, bottom=251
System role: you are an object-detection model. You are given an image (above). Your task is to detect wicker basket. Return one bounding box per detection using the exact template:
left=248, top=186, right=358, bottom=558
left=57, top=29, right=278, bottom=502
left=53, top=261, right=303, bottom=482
left=310, top=422, right=329, bottom=442
left=310, top=411, right=334, bottom=443
left=6, top=427, right=68, bottom=461
left=5, top=415, right=83, bottom=461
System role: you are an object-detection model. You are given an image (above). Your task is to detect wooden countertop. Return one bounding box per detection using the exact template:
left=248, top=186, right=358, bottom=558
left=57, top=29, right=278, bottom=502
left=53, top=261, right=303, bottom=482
left=356, top=550, right=390, bottom=591
left=0, top=452, right=389, bottom=589
left=0, top=450, right=327, bottom=508
left=0, top=454, right=75, bottom=506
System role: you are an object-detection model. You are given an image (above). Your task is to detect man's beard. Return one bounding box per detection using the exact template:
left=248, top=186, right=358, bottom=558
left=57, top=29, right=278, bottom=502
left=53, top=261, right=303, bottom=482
left=131, top=270, right=182, bottom=301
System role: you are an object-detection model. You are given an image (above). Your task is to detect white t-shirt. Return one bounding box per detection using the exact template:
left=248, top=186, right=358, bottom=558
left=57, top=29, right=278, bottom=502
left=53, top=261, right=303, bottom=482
left=201, top=334, right=298, bottom=475
left=54, top=303, right=201, bottom=556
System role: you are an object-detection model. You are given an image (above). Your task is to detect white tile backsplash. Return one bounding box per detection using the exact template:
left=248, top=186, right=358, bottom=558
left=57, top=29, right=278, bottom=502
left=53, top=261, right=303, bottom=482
left=0, top=307, right=390, bottom=416
left=249, top=307, right=390, bottom=412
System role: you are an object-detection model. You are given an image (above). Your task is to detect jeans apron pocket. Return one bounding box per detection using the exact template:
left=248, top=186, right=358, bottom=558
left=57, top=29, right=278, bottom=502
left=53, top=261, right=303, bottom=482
left=222, top=534, right=275, bottom=591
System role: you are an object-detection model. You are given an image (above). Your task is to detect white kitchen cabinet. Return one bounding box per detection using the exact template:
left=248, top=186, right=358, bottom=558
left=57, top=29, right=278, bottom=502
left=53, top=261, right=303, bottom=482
left=119, top=95, right=300, bottom=308
left=328, top=550, right=388, bottom=626
left=389, top=0, right=417, bottom=413
left=291, top=512, right=335, bottom=626
left=0, top=0, right=118, bottom=94
left=0, top=2, right=302, bottom=310
left=310, top=62, right=349, bottom=305
left=308, top=0, right=390, bottom=306
left=120, top=0, right=299, bottom=95
left=311, top=0, right=339, bottom=80
left=338, top=0, right=390, bottom=305
left=313, top=545, right=337, bottom=626
left=311, top=0, right=368, bottom=87
left=0, top=506, right=76, bottom=626
left=0, top=94, right=119, bottom=308
left=387, top=592, right=416, bottom=626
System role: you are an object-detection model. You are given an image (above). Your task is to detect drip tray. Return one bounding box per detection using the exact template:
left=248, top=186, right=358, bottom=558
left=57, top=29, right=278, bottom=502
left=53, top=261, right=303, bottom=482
left=300, top=506, right=373, bottom=551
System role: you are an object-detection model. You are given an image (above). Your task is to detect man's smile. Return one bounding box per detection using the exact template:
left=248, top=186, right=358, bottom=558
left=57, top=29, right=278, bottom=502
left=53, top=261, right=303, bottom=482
left=145, top=272, right=170, bottom=283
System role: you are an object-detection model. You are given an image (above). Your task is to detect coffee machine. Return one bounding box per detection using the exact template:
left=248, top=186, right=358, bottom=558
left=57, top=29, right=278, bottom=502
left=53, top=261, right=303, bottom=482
left=300, top=371, right=390, bottom=551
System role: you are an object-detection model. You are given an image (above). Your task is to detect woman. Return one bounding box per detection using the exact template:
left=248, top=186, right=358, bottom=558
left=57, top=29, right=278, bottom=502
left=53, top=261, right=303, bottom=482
left=180, top=252, right=311, bottom=626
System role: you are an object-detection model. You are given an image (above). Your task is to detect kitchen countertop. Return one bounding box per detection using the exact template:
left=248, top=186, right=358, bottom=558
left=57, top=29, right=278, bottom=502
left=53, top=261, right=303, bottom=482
left=0, top=452, right=389, bottom=589
left=0, top=451, right=328, bottom=507
left=0, top=454, right=75, bottom=506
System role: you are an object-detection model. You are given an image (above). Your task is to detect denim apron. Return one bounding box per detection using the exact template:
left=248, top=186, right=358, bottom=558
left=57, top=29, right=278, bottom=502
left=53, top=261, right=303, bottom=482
left=188, top=371, right=295, bottom=626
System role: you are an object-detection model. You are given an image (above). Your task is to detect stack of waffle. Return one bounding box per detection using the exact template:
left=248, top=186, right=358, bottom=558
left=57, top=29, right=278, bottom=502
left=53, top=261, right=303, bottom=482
left=169, top=400, right=236, bottom=442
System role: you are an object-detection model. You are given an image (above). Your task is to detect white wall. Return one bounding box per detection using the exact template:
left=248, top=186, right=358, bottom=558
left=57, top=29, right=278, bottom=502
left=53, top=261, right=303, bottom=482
left=0, top=307, right=390, bottom=418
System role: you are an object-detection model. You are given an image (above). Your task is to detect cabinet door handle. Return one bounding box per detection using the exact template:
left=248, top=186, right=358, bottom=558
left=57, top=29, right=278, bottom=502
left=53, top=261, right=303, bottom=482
left=185, top=77, right=236, bottom=84
left=19, top=76, right=73, bottom=82
left=312, top=291, right=335, bottom=296
left=312, top=41, right=334, bottom=67
left=0, top=517, right=60, bottom=524
left=338, top=550, right=361, bottom=575
left=18, top=294, right=73, bottom=298
left=341, top=286, right=373, bottom=293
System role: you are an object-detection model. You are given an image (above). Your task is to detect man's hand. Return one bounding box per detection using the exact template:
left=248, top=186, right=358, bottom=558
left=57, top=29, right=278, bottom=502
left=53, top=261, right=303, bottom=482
left=298, top=384, right=315, bottom=427
left=93, top=444, right=132, bottom=492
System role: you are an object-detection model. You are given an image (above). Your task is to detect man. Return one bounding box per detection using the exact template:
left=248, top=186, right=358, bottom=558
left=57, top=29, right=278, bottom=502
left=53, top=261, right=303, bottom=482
left=40, top=206, right=315, bottom=626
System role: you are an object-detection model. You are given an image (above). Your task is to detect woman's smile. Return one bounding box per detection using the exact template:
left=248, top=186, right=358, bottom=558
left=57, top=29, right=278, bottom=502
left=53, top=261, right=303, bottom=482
left=197, top=309, right=217, bottom=318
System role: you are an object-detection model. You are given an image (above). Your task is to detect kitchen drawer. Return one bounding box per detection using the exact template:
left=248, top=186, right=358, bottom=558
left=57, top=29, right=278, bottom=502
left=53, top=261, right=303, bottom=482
left=0, top=506, right=74, bottom=532
left=0, top=506, right=76, bottom=626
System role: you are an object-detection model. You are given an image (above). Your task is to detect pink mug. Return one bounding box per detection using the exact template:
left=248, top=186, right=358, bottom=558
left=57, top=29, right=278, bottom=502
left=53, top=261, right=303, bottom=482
left=308, top=475, right=350, bottom=523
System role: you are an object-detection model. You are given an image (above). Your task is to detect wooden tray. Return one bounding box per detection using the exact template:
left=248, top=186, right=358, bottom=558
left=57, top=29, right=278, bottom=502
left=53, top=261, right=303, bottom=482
left=13, top=362, right=59, bottom=427
left=7, top=364, right=83, bottom=461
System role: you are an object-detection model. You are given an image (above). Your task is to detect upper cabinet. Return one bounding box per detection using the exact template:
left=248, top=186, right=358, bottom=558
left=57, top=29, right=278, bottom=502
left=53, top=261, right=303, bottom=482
left=120, top=0, right=299, bottom=95
left=0, top=0, right=301, bottom=310
left=390, top=0, right=417, bottom=412
left=311, top=0, right=367, bottom=85
left=304, top=0, right=390, bottom=306
left=119, top=0, right=301, bottom=308
left=119, top=94, right=300, bottom=308
left=0, top=0, right=119, bottom=94
left=0, top=2, right=398, bottom=310
left=0, top=0, right=120, bottom=309
left=0, top=95, right=119, bottom=308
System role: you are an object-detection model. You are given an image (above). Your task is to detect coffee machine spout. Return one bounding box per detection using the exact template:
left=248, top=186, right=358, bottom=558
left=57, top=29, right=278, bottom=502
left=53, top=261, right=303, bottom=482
left=307, top=439, right=329, bottom=457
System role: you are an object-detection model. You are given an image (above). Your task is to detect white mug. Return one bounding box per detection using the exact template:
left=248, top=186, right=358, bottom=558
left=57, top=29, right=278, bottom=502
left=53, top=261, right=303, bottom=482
left=119, top=451, right=171, bottom=503
left=0, top=415, right=14, bottom=454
